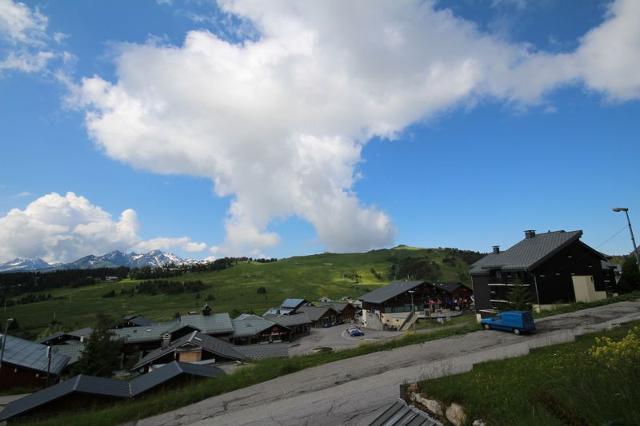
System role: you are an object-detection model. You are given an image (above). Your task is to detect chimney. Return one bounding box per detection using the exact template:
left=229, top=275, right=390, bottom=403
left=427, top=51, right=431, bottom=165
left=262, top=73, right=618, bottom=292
left=524, top=230, right=536, bottom=239
left=161, top=333, right=171, bottom=348
left=492, top=245, right=500, bottom=254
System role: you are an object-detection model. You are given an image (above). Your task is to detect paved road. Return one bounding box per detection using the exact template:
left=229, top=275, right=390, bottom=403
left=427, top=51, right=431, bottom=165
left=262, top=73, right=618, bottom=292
left=135, top=300, right=640, bottom=426
left=288, top=324, right=404, bottom=356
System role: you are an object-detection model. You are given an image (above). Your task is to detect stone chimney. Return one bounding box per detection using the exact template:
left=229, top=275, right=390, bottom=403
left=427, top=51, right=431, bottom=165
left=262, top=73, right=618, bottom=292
left=492, top=245, right=500, bottom=254
left=524, top=230, right=536, bottom=239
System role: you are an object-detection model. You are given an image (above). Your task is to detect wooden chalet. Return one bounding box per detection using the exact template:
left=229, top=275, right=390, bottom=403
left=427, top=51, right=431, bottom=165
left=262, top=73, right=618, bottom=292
left=470, top=230, right=610, bottom=314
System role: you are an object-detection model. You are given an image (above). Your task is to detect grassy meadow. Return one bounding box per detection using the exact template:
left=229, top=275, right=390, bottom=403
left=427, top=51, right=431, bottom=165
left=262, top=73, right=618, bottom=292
left=1, top=246, right=473, bottom=336
left=417, top=320, right=640, bottom=426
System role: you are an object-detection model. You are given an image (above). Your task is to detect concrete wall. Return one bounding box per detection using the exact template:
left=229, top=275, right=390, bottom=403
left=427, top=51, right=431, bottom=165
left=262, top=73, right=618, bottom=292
left=572, top=275, right=607, bottom=303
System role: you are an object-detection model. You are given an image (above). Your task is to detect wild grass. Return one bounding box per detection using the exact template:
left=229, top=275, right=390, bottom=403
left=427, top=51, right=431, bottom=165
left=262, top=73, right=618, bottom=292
left=417, top=320, right=640, bottom=426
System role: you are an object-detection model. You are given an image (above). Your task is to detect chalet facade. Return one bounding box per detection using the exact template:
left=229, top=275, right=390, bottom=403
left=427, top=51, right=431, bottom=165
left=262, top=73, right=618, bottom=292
left=296, top=306, right=339, bottom=328
left=470, top=230, right=610, bottom=314
left=231, top=314, right=290, bottom=344
left=360, top=281, right=433, bottom=314
left=132, top=331, right=246, bottom=372
left=262, top=312, right=312, bottom=338
left=317, top=302, right=357, bottom=323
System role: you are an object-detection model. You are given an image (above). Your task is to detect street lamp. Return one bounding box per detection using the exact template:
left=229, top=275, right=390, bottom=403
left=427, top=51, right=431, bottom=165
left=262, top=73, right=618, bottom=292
left=0, top=318, right=14, bottom=375
left=612, top=207, right=640, bottom=273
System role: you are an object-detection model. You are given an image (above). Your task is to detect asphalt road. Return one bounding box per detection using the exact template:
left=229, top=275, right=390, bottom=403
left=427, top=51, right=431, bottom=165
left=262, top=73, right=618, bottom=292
left=135, top=300, right=640, bottom=426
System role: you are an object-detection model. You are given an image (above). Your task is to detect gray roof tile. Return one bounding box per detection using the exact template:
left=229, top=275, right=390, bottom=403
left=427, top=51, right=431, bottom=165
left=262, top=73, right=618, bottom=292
left=132, top=331, right=246, bottom=370
left=469, top=230, right=591, bottom=273
left=232, top=315, right=282, bottom=338
left=0, top=334, right=69, bottom=375
left=369, top=399, right=441, bottom=426
left=263, top=312, right=312, bottom=327
left=0, top=362, right=224, bottom=421
left=296, top=306, right=336, bottom=322
left=360, top=281, right=426, bottom=304
left=129, top=361, right=224, bottom=396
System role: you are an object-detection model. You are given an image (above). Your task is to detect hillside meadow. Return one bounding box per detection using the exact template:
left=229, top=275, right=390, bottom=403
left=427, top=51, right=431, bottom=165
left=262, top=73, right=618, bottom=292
left=0, top=247, right=476, bottom=337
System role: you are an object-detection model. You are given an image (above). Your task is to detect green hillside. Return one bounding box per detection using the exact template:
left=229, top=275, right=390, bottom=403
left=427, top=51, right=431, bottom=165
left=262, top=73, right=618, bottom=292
left=0, top=246, right=481, bottom=337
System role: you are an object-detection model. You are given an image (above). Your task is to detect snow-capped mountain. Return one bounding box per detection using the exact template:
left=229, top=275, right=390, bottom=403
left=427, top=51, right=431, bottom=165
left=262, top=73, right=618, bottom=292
left=129, top=250, right=186, bottom=268
left=64, top=250, right=190, bottom=269
left=0, top=250, right=202, bottom=273
left=0, top=257, right=51, bottom=272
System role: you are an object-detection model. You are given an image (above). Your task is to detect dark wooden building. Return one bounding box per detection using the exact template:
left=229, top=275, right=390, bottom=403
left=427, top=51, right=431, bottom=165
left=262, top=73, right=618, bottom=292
left=317, top=302, right=357, bottom=323
left=470, top=230, right=610, bottom=315
left=231, top=314, right=290, bottom=344
left=296, top=306, right=339, bottom=328
left=360, top=281, right=435, bottom=313
left=0, top=334, right=70, bottom=391
left=262, top=312, right=312, bottom=339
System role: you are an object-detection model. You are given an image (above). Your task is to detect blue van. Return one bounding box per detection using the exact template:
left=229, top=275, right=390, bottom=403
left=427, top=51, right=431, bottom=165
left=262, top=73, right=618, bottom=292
left=481, top=310, right=535, bottom=335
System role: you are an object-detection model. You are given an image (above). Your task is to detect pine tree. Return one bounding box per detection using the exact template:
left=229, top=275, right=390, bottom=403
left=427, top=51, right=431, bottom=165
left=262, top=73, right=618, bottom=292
left=75, top=314, right=122, bottom=377
left=507, top=283, right=533, bottom=311
left=621, top=256, right=640, bottom=293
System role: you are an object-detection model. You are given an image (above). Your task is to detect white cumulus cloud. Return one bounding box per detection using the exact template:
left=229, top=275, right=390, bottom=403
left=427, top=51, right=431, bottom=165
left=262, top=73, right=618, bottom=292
left=72, top=0, right=640, bottom=255
left=0, top=192, right=210, bottom=263
left=0, top=0, right=68, bottom=74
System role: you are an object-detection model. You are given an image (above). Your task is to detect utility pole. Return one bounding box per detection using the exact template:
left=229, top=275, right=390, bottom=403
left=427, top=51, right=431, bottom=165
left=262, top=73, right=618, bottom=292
left=0, top=318, right=14, bottom=375
left=613, top=208, right=640, bottom=273
left=46, top=346, right=52, bottom=387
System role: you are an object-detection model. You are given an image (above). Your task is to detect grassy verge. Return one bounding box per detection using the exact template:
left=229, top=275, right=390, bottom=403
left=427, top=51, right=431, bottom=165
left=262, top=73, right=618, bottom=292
left=413, top=314, right=475, bottom=330
left=417, top=320, right=640, bottom=426
left=534, top=291, right=640, bottom=318
left=16, top=322, right=479, bottom=426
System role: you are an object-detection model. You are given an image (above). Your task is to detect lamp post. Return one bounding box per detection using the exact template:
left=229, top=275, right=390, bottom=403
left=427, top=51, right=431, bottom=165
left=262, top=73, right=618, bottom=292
left=0, top=318, right=14, bottom=375
left=613, top=207, right=640, bottom=273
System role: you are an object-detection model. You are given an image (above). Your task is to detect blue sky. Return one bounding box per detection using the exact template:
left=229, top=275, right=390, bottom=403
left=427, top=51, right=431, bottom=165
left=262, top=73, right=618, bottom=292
left=0, top=0, right=638, bottom=262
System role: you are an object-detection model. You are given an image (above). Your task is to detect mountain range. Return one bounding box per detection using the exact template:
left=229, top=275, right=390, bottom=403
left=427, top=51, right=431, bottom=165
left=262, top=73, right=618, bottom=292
left=0, top=250, right=203, bottom=273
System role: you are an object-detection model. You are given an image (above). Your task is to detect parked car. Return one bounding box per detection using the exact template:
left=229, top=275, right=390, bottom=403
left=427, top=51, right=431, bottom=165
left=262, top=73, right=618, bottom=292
left=480, top=310, right=535, bottom=335
left=347, top=326, right=364, bottom=337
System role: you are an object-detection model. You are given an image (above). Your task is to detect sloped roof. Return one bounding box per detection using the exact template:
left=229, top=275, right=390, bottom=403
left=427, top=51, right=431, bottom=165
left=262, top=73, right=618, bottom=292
left=112, top=321, right=181, bottom=344
left=280, top=298, right=308, bottom=309
left=233, top=343, right=289, bottom=360
left=132, top=331, right=245, bottom=370
left=263, top=312, right=312, bottom=327
left=38, top=332, right=68, bottom=345
left=112, top=313, right=233, bottom=344
left=317, top=302, right=350, bottom=313
left=434, top=282, right=467, bottom=294
left=0, top=362, right=223, bottom=422
left=129, top=361, right=224, bottom=396
left=175, top=313, right=234, bottom=334
left=232, top=315, right=282, bottom=338
left=53, top=341, right=85, bottom=365
left=129, top=316, right=153, bottom=327
left=469, top=230, right=598, bottom=274
left=370, top=399, right=440, bottom=426
left=68, top=327, right=93, bottom=338
left=360, top=281, right=426, bottom=304
left=0, top=375, right=130, bottom=422
left=0, top=334, right=69, bottom=375
left=296, top=306, right=336, bottom=322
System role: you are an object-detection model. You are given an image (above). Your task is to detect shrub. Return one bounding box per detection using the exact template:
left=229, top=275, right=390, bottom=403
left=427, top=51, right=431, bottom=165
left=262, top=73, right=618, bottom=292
left=589, top=325, right=640, bottom=369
